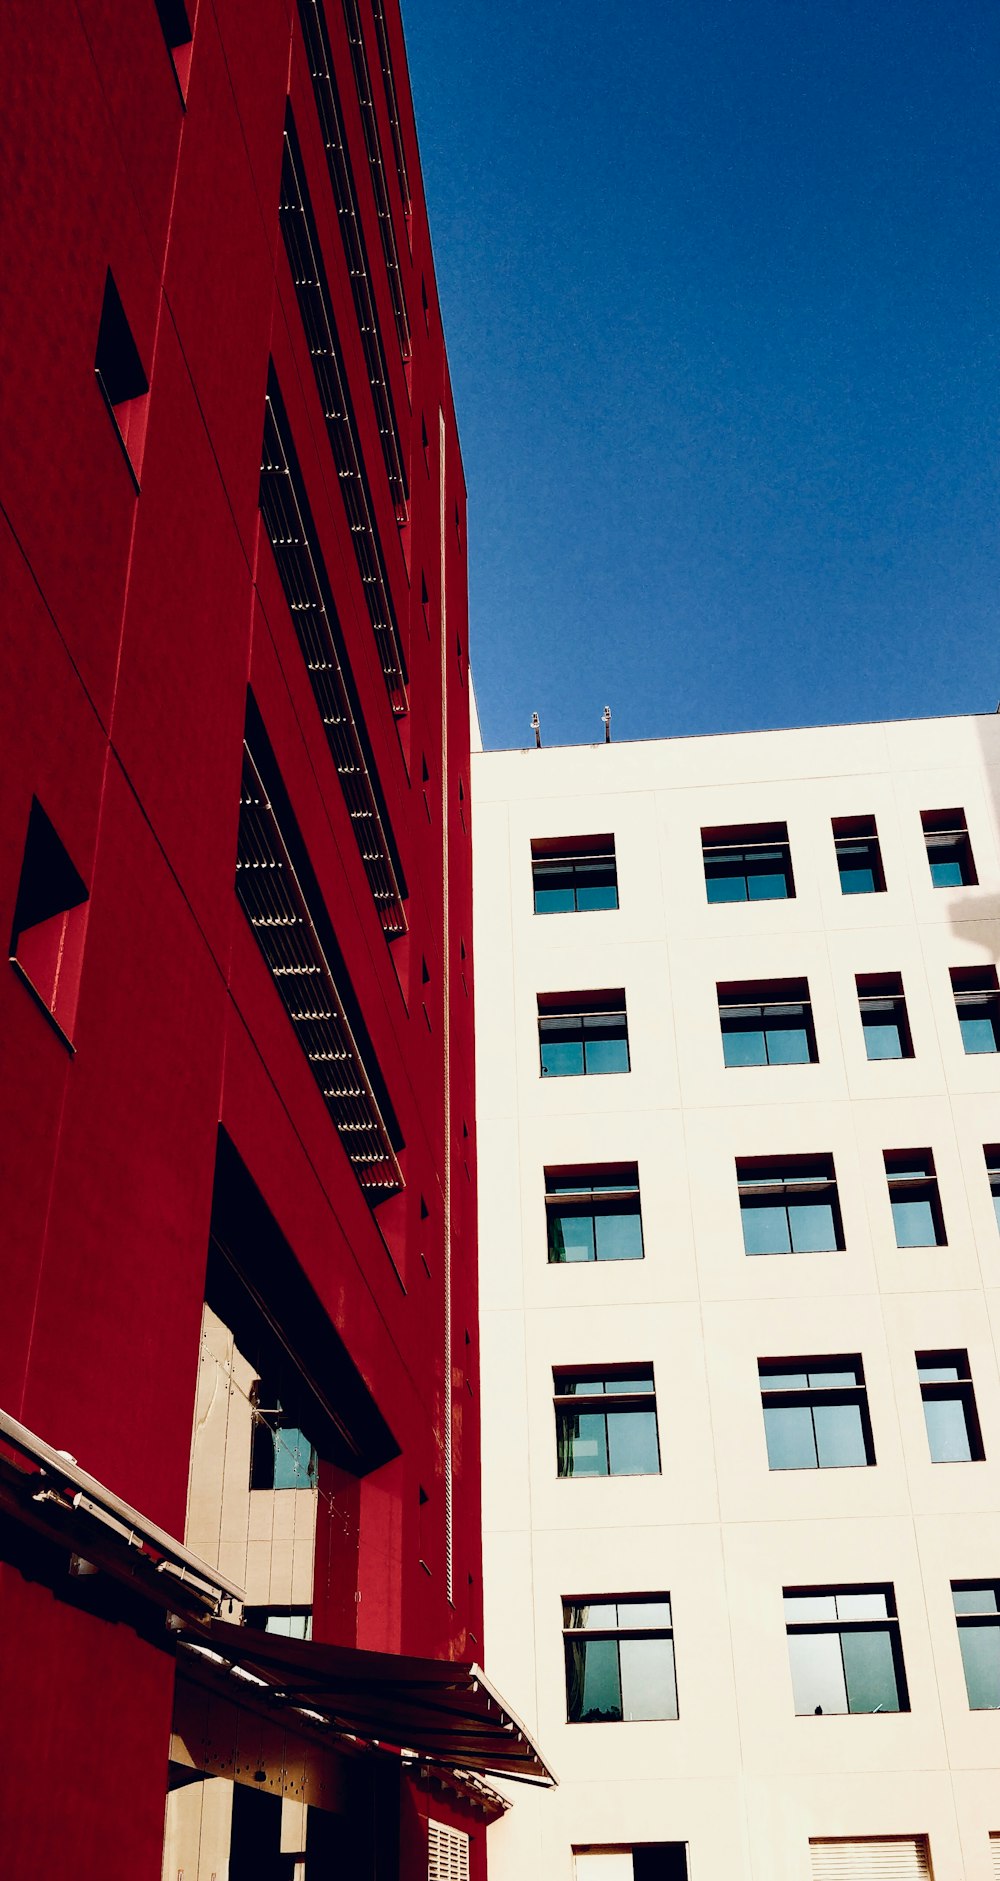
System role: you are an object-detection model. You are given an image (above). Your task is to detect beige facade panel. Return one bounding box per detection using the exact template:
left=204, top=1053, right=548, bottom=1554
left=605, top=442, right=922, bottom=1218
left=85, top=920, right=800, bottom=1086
left=476, top=715, right=1000, bottom=1881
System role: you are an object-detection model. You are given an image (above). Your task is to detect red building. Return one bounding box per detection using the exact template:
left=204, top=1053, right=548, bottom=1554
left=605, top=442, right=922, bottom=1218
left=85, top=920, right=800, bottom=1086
left=0, top=3, right=547, bottom=1874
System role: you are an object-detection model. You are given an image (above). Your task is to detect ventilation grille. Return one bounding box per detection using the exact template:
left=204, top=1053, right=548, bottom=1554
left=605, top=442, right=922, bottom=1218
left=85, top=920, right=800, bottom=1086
left=341, top=0, right=410, bottom=354
left=259, top=392, right=406, bottom=932
left=990, top=1834, right=1000, bottom=1881
left=809, top=1839, right=931, bottom=1881
left=236, top=744, right=403, bottom=1198
left=297, top=0, right=408, bottom=518
left=370, top=0, right=410, bottom=216
left=428, top=1822, right=470, bottom=1881
left=279, top=129, right=408, bottom=719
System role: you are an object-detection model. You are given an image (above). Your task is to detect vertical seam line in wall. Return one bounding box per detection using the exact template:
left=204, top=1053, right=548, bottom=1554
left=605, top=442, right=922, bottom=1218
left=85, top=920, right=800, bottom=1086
left=658, top=779, right=757, bottom=1877
left=439, top=405, right=453, bottom=1604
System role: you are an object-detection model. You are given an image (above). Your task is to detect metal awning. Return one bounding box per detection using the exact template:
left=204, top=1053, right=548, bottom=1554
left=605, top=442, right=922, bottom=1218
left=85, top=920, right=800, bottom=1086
left=0, top=1407, right=243, bottom=1611
left=179, top=1618, right=556, bottom=1789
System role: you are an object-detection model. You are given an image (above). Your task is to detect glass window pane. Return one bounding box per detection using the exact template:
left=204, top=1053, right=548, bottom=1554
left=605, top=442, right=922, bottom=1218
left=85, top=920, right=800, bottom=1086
left=541, top=1040, right=585, bottom=1077
left=788, top=1631, right=847, bottom=1714
left=953, top=1586, right=999, bottom=1614
left=840, top=863, right=876, bottom=895
left=836, top=1591, right=889, bottom=1620
left=619, top=1636, right=677, bottom=1721
left=722, top=1027, right=767, bottom=1067
left=706, top=870, right=747, bottom=903
left=742, top=1203, right=792, bottom=1256
left=748, top=870, right=789, bottom=901
left=789, top=1201, right=838, bottom=1252
left=807, top=1368, right=859, bottom=1388
left=607, top=1408, right=660, bottom=1476
left=535, top=886, right=576, bottom=913
left=569, top=1601, right=618, bottom=1627
left=923, top=1395, right=972, bottom=1462
left=813, top=1402, right=868, bottom=1467
left=761, top=1370, right=810, bottom=1390
left=959, top=1015, right=1000, bottom=1055
left=764, top=1403, right=817, bottom=1469
left=958, top=1623, right=1000, bottom=1707
left=568, top=1637, right=622, bottom=1722
left=595, top=1211, right=644, bottom=1261
left=584, top=1037, right=630, bottom=1075
left=864, top=1019, right=904, bottom=1060
left=930, top=857, right=964, bottom=888
left=784, top=1593, right=837, bottom=1622
left=576, top=883, right=619, bottom=912
left=916, top=1362, right=962, bottom=1382
left=842, top=1627, right=900, bottom=1711
left=891, top=1197, right=937, bottom=1247
left=549, top=1211, right=596, bottom=1263
left=558, top=1412, right=609, bottom=1477
left=619, top=1598, right=672, bottom=1626
left=271, top=1428, right=316, bottom=1490
left=766, top=1024, right=811, bottom=1065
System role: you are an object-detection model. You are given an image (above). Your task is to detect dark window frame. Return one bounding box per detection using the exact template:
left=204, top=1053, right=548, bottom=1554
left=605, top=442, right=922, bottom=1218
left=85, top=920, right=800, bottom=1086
left=985, top=1147, right=1000, bottom=1234
left=856, top=973, right=913, bottom=1061
left=951, top=1581, right=1000, bottom=1710
left=563, top=1594, right=677, bottom=1724
left=545, top=1164, right=644, bottom=1264
left=737, top=1156, right=844, bottom=1256
left=884, top=1150, right=946, bottom=1248
left=832, top=815, right=886, bottom=895
left=538, top=992, right=630, bottom=1079
left=702, top=822, right=795, bottom=903
left=553, top=1364, right=660, bottom=1479
left=531, top=836, right=618, bottom=915
left=951, top=967, right=1000, bottom=1056
left=784, top=1583, right=909, bottom=1716
left=718, top=977, right=817, bottom=1067
left=916, top=1350, right=984, bottom=1463
left=921, top=809, right=978, bottom=889
left=759, top=1357, right=875, bottom=1470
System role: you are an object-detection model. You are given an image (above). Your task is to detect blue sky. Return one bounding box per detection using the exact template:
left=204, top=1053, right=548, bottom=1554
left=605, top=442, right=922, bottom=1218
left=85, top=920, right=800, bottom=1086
left=404, top=0, right=1000, bottom=750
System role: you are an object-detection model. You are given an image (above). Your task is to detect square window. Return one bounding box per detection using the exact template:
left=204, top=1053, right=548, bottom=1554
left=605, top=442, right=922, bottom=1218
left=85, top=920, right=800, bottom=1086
left=538, top=992, right=629, bottom=1078
left=702, top=822, right=794, bottom=903
left=921, top=808, right=977, bottom=888
left=856, top=973, right=913, bottom=1061
left=759, top=1357, right=874, bottom=1469
left=532, top=836, right=618, bottom=914
left=832, top=816, right=886, bottom=895
left=737, top=1156, right=843, bottom=1256
left=784, top=1584, right=907, bottom=1714
left=884, top=1150, right=946, bottom=1247
left=545, top=1165, right=644, bottom=1264
left=951, top=966, right=1000, bottom=1055
left=718, top=978, right=817, bottom=1067
left=916, top=1351, right=983, bottom=1462
left=554, top=1366, right=659, bottom=1478
left=563, top=1595, right=677, bottom=1723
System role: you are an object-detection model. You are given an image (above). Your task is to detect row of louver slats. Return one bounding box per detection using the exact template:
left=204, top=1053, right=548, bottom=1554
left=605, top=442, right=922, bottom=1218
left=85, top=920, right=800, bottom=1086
left=809, top=1839, right=931, bottom=1880
left=427, top=1821, right=470, bottom=1881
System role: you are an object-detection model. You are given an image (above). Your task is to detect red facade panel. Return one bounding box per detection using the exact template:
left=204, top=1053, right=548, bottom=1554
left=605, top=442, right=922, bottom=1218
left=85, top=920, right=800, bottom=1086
left=0, top=0, right=484, bottom=1872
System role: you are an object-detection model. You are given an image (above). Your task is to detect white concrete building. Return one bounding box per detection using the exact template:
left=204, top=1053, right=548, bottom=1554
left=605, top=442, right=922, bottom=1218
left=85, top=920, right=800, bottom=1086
left=473, top=713, right=1000, bottom=1881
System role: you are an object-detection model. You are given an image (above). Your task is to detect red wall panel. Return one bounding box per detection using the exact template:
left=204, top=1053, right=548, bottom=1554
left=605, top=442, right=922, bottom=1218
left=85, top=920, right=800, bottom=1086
left=0, top=0, right=481, bottom=1869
